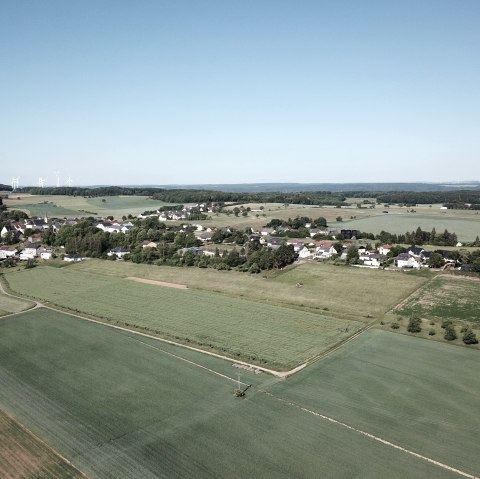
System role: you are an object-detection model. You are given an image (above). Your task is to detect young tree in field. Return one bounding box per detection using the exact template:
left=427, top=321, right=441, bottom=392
left=444, top=325, right=457, bottom=341
left=462, top=329, right=478, bottom=345
left=407, top=316, right=422, bottom=333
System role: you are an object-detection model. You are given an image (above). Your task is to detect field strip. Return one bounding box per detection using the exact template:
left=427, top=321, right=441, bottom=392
left=388, top=273, right=439, bottom=313
left=126, top=276, right=188, bottom=289
left=0, top=407, right=89, bottom=479
left=127, top=336, right=251, bottom=387
left=262, top=392, right=479, bottom=479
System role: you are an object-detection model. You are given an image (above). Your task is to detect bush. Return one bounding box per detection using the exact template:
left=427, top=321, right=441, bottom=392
left=462, top=329, right=478, bottom=345
left=441, top=319, right=453, bottom=329
left=391, top=322, right=400, bottom=329
left=444, top=325, right=457, bottom=341
left=407, top=317, right=422, bottom=333
left=429, top=320, right=436, bottom=326
left=428, top=328, right=436, bottom=336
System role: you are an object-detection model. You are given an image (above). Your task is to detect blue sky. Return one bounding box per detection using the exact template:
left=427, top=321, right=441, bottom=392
left=1, top=1, right=479, bottom=186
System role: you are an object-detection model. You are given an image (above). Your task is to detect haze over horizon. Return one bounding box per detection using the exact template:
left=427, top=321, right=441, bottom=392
left=1, top=1, right=479, bottom=187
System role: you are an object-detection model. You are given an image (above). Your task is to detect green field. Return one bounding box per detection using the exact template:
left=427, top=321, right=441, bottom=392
left=330, top=213, right=480, bottom=242
left=4, top=267, right=362, bottom=369
left=0, top=286, right=34, bottom=317
left=70, top=259, right=427, bottom=321
left=5, top=195, right=170, bottom=219
left=0, top=309, right=476, bottom=478
left=396, top=275, right=480, bottom=324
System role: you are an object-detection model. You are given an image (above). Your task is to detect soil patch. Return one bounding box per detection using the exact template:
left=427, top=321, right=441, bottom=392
left=127, top=276, right=187, bottom=289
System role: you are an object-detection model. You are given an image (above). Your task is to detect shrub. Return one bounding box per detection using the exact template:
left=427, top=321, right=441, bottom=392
left=444, top=325, right=457, bottom=341
left=429, top=320, right=436, bottom=326
left=407, top=317, right=422, bottom=333
left=428, top=328, right=436, bottom=336
left=441, top=319, right=453, bottom=329
left=462, top=329, right=478, bottom=345
left=391, top=322, right=400, bottom=329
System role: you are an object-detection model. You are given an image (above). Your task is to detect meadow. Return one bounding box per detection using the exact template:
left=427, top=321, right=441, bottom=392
left=396, top=275, right=480, bottom=324
left=0, top=286, right=34, bottom=316
left=4, top=267, right=362, bottom=370
left=0, top=309, right=475, bottom=479
left=0, top=408, right=83, bottom=479
left=70, top=259, right=427, bottom=321
left=330, top=212, right=480, bottom=242
left=4, top=194, right=169, bottom=219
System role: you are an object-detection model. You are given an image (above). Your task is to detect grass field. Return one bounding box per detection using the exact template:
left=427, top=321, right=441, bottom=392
left=0, top=287, right=34, bottom=317
left=0, top=309, right=476, bottom=478
left=69, top=259, right=428, bottom=321
left=0, top=408, right=84, bottom=479
left=4, top=267, right=362, bottom=369
left=4, top=194, right=170, bottom=219
left=396, top=275, right=480, bottom=324
left=330, top=213, right=480, bottom=242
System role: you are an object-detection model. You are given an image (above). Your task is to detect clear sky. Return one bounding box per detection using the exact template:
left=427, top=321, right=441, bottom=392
left=1, top=0, right=479, bottom=187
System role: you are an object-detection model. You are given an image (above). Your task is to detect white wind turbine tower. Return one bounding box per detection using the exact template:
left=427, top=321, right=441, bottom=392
left=11, top=177, right=20, bottom=191
left=54, top=171, right=61, bottom=187
left=66, top=176, right=73, bottom=187
left=38, top=177, right=46, bottom=188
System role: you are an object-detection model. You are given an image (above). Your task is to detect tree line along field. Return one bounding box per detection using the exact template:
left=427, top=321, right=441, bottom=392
left=1, top=309, right=477, bottom=479
left=0, top=408, right=84, bottom=479
left=4, top=266, right=363, bottom=370
left=70, top=259, right=427, bottom=322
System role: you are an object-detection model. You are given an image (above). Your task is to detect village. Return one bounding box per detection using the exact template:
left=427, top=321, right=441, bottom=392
left=0, top=202, right=473, bottom=271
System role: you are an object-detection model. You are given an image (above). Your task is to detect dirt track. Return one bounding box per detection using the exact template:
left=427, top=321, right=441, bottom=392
left=126, top=276, right=187, bottom=289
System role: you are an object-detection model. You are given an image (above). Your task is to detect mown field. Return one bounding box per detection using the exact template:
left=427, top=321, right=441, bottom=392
left=69, top=259, right=427, bottom=321
left=4, top=267, right=362, bottom=369
left=0, top=287, right=34, bottom=317
left=396, top=275, right=480, bottom=324
left=4, top=194, right=170, bottom=218
left=0, top=408, right=84, bottom=479
left=0, top=309, right=475, bottom=479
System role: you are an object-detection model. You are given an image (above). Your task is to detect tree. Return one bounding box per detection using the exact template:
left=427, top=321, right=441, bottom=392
left=233, top=207, right=240, bottom=217
left=444, top=325, right=457, bottom=341
left=336, top=216, right=343, bottom=222
left=428, top=252, right=444, bottom=269
left=407, top=316, right=422, bottom=333
left=462, top=329, right=478, bottom=344
left=346, top=246, right=359, bottom=264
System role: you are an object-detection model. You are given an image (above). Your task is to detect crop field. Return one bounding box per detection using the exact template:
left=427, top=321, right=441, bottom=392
left=69, top=259, right=427, bottom=321
left=330, top=213, right=480, bottom=242
left=0, top=310, right=475, bottom=478
left=396, top=275, right=480, bottom=324
left=4, top=194, right=170, bottom=219
left=4, top=267, right=362, bottom=369
left=0, top=408, right=84, bottom=479
left=270, top=329, right=480, bottom=478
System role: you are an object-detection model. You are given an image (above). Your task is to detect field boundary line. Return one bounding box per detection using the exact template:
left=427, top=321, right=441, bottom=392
left=0, top=407, right=89, bottom=479
left=262, top=392, right=479, bottom=479
left=129, top=336, right=251, bottom=386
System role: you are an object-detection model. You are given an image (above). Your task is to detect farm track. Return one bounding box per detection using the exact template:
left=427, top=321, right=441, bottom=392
left=388, top=272, right=439, bottom=313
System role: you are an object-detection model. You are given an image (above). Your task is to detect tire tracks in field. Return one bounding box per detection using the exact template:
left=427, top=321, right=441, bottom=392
left=258, top=389, right=479, bottom=479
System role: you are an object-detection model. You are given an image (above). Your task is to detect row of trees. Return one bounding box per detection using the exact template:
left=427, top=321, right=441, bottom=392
left=371, top=227, right=458, bottom=246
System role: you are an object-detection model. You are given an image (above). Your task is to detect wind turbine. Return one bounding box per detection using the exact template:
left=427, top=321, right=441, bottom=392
left=11, top=177, right=19, bottom=191
left=54, top=171, right=60, bottom=187
left=66, top=176, right=73, bottom=187
left=38, top=177, right=46, bottom=188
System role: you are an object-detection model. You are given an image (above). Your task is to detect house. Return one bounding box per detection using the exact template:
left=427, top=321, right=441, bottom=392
left=107, top=247, right=130, bottom=259
left=359, top=253, right=382, bottom=267
left=194, top=231, right=213, bottom=242
left=20, top=243, right=40, bottom=260
left=177, top=247, right=204, bottom=256
left=341, top=229, right=358, bottom=240
left=378, top=245, right=392, bottom=256
left=260, top=227, right=275, bottom=236
left=142, top=241, right=159, bottom=249
left=407, top=246, right=424, bottom=259
left=267, top=237, right=285, bottom=250
left=297, top=246, right=312, bottom=259
left=0, top=246, right=18, bottom=259
left=286, top=239, right=307, bottom=252
left=38, top=246, right=53, bottom=260
left=64, top=253, right=85, bottom=262
left=314, top=244, right=338, bottom=260
left=396, top=253, right=421, bottom=269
